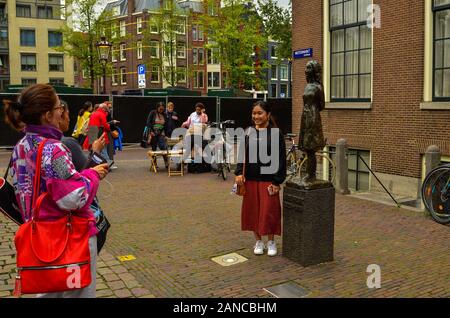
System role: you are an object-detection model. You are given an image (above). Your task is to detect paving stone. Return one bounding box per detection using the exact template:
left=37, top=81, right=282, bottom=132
left=110, top=266, right=128, bottom=274
left=131, top=287, right=152, bottom=297
left=107, top=280, right=126, bottom=291
left=95, top=283, right=109, bottom=291
left=96, top=289, right=114, bottom=298
left=102, top=273, right=120, bottom=282
left=114, top=289, right=133, bottom=298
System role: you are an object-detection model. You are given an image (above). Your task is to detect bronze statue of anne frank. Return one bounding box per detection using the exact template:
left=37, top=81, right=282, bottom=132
left=298, top=60, right=327, bottom=186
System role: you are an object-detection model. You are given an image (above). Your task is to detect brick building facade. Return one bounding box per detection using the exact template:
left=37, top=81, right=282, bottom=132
left=293, top=0, right=450, bottom=198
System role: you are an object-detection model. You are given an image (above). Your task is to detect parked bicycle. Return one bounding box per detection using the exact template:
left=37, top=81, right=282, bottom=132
left=285, top=133, right=336, bottom=183
left=421, top=164, right=450, bottom=224
left=209, top=120, right=235, bottom=180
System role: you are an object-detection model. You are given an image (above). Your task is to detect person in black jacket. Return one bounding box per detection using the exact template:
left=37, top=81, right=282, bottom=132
left=235, top=100, right=286, bottom=257
left=164, top=102, right=179, bottom=138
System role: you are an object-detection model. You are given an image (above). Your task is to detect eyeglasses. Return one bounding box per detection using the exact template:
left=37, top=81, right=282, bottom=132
left=53, top=104, right=65, bottom=112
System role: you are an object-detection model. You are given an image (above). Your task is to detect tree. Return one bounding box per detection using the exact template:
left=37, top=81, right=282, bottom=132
left=257, top=0, right=292, bottom=61
left=58, top=0, right=118, bottom=91
left=201, top=0, right=268, bottom=90
left=143, top=0, right=190, bottom=87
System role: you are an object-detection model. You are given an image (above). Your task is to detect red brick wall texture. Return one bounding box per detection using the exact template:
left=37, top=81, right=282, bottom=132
left=292, top=0, right=450, bottom=179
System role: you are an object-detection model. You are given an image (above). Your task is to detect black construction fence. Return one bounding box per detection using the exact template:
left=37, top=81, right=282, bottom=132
left=0, top=94, right=292, bottom=146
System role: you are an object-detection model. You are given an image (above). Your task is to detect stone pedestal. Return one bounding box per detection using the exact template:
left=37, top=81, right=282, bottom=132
left=282, top=182, right=335, bottom=267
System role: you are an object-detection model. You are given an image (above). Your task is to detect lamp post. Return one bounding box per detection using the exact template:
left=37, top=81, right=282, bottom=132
left=288, top=56, right=292, bottom=98
left=96, top=36, right=112, bottom=94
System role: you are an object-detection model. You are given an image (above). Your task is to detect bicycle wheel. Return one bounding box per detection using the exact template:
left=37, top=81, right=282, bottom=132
left=286, top=151, right=298, bottom=177
left=422, top=166, right=447, bottom=211
left=422, top=166, right=450, bottom=224
left=298, top=154, right=335, bottom=183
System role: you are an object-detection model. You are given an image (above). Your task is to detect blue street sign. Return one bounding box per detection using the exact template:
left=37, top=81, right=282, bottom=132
left=293, top=48, right=313, bottom=59
left=138, top=64, right=146, bottom=75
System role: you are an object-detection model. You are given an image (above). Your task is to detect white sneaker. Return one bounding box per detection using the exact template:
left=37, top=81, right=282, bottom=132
left=253, top=240, right=265, bottom=255
left=110, top=165, right=118, bottom=170
left=267, top=240, right=277, bottom=256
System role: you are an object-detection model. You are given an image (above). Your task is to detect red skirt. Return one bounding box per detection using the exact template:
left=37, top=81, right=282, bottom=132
left=241, top=180, right=281, bottom=236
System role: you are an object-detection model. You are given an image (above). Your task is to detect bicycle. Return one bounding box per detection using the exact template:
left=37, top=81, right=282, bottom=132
left=284, top=133, right=336, bottom=183
left=209, top=120, right=235, bottom=180
left=421, top=164, right=450, bottom=224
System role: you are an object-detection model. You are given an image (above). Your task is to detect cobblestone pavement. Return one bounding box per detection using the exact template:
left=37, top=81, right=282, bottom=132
left=1, top=147, right=449, bottom=298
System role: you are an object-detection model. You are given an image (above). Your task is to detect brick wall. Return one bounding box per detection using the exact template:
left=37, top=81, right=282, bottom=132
left=293, top=0, right=450, bottom=179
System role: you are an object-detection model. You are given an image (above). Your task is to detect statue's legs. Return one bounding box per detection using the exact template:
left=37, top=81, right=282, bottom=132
left=303, top=150, right=317, bottom=181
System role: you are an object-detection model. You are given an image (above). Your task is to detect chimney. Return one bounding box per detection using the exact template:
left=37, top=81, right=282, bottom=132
left=127, top=0, right=135, bottom=14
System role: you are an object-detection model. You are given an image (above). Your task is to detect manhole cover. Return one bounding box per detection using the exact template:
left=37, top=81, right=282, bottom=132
left=264, top=282, right=311, bottom=298
left=211, top=253, right=248, bottom=267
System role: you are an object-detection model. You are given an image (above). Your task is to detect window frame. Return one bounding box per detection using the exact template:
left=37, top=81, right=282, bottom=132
left=150, top=66, right=160, bottom=83
left=271, top=64, right=278, bottom=80
left=16, top=5, right=31, bottom=18
left=177, top=42, right=186, bottom=59
left=21, top=53, right=37, bottom=72
left=137, top=41, right=143, bottom=59
left=48, top=54, right=64, bottom=72
left=21, top=78, right=37, bottom=85
left=120, top=67, right=127, bottom=85
left=432, top=0, right=450, bottom=101
left=48, top=30, right=63, bottom=47
left=20, top=29, right=36, bottom=47
left=49, top=78, right=65, bottom=85
left=280, top=64, right=289, bottom=80
left=136, top=17, right=143, bottom=34
left=120, top=43, right=127, bottom=61
left=329, top=0, right=372, bottom=102
left=112, top=68, right=119, bottom=86
left=150, top=40, right=160, bottom=58
left=120, top=20, right=126, bottom=37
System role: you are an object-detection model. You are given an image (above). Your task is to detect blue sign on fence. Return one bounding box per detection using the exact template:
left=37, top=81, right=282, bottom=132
left=293, top=48, right=313, bottom=59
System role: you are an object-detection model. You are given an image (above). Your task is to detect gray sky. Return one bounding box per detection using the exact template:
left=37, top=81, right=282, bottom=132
left=276, top=0, right=290, bottom=8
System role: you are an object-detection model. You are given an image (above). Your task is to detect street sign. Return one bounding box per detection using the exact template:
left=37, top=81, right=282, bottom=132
left=138, top=64, right=146, bottom=88
left=293, top=48, right=313, bottom=59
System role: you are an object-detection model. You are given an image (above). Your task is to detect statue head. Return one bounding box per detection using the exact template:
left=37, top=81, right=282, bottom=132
left=305, top=60, right=322, bottom=85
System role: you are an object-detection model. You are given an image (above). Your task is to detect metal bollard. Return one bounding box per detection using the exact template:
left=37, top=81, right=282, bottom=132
left=335, top=138, right=350, bottom=195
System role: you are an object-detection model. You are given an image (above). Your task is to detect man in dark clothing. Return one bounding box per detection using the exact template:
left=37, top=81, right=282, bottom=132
left=165, top=101, right=179, bottom=138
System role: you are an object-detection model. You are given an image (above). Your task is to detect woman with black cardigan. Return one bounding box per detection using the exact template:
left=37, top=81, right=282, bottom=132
left=235, top=101, right=286, bottom=256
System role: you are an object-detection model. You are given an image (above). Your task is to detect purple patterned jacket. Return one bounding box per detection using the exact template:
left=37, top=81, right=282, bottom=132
left=10, top=125, right=100, bottom=236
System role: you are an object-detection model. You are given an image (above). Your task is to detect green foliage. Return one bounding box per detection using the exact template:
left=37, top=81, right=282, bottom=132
left=57, top=0, right=122, bottom=90
left=142, top=0, right=190, bottom=87
left=201, top=0, right=268, bottom=90
left=257, top=0, right=292, bottom=62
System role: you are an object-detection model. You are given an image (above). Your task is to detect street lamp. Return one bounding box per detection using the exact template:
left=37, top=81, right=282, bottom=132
left=96, top=36, right=112, bottom=94
left=288, top=56, right=293, bottom=98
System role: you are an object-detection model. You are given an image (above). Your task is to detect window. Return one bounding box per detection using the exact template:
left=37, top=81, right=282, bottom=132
left=270, top=45, right=277, bottom=58
left=21, top=54, right=36, bottom=71
left=193, top=48, right=198, bottom=64
left=176, top=20, right=186, bottom=34
left=49, top=78, right=64, bottom=85
left=192, top=25, right=198, bottom=41
left=207, top=48, right=219, bottom=64
left=137, top=41, right=143, bottom=59
left=49, top=54, right=64, bottom=72
left=37, top=6, right=53, bottom=19
left=112, top=22, right=119, bottom=39
left=198, top=48, right=204, bottom=65
left=280, top=65, right=288, bottom=80
left=271, top=65, right=278, bottom=79
left=163, top=41, right=174, bottom=58
left=120, top=67, right=127, bottom=84
left=120, top=20, right=126, bottom=37
left=192, top=25, right=203, bottom=41
left=271, top=84, right=277, bottom=97
left=151, top=66, right=159, bottom=83
left=136, top=17, right=142, bottom=34
left=329, top=147, right=370, bottom=191
left=150, top=41, right=159, bottom=58
left=177, top=67, right=186, bottom=83
left=20, top=29, right=35, bottom=47
left=177, top=42, right=186, bottom=58
left=82, top=68, right=89, bottom=79
left=16, top=5, right=31, bottom=18
left=208, top=3, right=218, bottom=16
left=111, top=45, right=118, bottom=62
left=112, top=69, right=118, bottom=85
left=330, top=0, right=372, bottom=101
left=433, top=0, right=450, bottom=99
left=208, top=72, right=220, bottom=88
left=0, top=29, right=7, bottom=49
left=120, top=43, right=126, bottom=61
left=194, top=71, right=204, bottom=88
left=280, top=84, right=288, bottom=98
left=150, top=20, right=159, bottom=33
left=22, top=78, right=37, bottom=86
left=48, top=31, right=62, bottom=47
